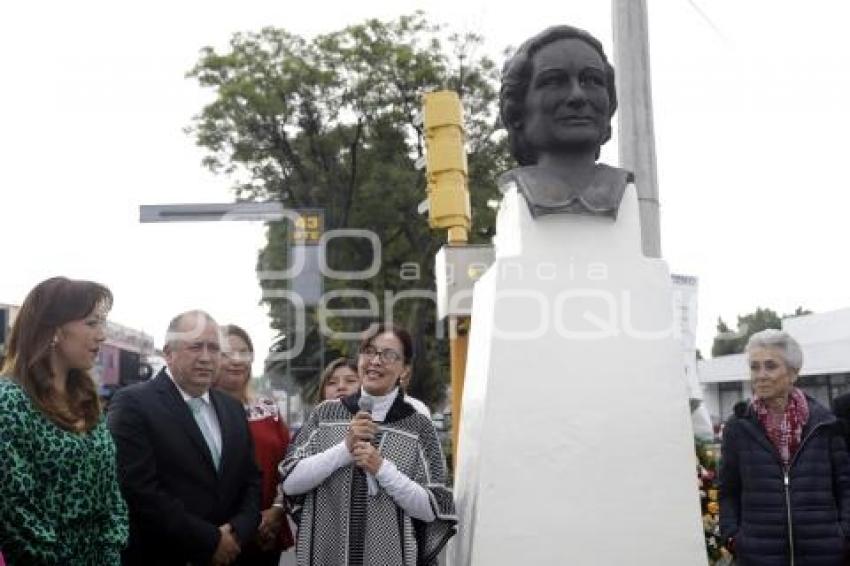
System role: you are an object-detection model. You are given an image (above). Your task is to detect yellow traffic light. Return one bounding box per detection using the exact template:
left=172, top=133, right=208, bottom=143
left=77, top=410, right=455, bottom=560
left=422, top=91, right=471, bottom=243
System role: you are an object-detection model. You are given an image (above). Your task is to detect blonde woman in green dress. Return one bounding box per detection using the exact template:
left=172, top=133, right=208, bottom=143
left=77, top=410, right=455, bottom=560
left=0, top=277, right=128, bottom=565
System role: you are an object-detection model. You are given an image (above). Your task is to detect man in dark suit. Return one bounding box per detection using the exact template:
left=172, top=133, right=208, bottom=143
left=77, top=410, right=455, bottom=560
left=108, top=310, right=261, bottom=565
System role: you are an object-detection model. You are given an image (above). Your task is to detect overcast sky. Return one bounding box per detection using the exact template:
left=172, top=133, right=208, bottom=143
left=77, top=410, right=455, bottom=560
left=1, top=0, right=848, bottom=371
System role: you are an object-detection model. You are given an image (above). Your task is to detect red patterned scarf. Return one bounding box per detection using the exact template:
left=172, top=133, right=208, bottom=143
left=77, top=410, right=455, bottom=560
left=753, top=387, right=809, bottom=467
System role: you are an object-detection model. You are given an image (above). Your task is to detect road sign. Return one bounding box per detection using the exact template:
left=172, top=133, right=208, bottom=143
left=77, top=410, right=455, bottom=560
left=139, top=202, right=286, bottom=223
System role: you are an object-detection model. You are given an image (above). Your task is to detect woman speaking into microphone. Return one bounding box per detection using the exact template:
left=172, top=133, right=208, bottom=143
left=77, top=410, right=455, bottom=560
left=280, top=323, right=456, bottom=565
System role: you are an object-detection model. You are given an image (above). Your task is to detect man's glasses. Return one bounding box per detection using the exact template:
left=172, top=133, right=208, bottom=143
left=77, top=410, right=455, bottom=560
left=359, top=345, right=402, bottom=364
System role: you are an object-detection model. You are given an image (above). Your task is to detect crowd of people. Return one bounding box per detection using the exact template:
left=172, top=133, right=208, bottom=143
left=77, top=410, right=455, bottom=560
left=6, top=20, right=850, bottom=566
left=0, top=276, right=457, bottom=565
left=7, top=274, right=850, bottom=566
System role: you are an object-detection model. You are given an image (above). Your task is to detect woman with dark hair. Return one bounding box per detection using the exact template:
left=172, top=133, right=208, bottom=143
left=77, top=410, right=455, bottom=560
left=214, top=324, right=294, bottom=565
left=317, top=357, right=360, bottom=402
left=281, top=323, right=456, bottom=565
left=0, top=276, right=128, bottom=564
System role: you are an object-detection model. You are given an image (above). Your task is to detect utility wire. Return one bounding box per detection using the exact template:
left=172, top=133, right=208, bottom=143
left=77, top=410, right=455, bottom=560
left=686, top=0, right=727, bottom=42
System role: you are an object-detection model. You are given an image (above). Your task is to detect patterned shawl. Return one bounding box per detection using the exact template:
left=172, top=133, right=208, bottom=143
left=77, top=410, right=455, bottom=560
left=753, top=387, right=810, bottom=466
left=281, top=391, right=457, bottom=566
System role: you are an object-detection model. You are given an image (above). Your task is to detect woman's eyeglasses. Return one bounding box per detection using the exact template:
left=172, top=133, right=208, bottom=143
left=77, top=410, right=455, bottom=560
left=359, top=345, right=402, bottom=364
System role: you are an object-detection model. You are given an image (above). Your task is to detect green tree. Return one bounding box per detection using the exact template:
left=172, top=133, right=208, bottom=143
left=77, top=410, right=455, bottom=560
left=710, top=306, right=812, bottom=357
left=186, top=13, right=509, bottom=408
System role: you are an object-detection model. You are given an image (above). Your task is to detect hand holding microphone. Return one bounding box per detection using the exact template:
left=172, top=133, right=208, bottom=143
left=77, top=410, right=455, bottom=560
left=345, top=397, right=377, bottom=449
left=351, top=397, right=381, bottom=495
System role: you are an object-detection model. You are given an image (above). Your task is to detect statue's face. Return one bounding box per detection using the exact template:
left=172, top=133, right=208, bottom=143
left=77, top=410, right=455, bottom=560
left=522, top=37, right=610, bottom=158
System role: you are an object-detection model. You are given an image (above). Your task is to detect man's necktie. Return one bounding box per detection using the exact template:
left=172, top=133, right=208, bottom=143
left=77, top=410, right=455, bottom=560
left=187, top=397, right=221, bottom=470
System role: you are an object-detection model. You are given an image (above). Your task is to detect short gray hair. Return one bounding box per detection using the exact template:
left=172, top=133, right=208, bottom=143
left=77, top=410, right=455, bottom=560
left=745, top=329, right=803, bottom=373
left=164, top=310, right=218, bottom=349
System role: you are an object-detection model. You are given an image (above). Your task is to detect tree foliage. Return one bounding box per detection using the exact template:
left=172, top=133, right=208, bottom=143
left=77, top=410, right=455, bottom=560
left=186, top=13, right=510, bottom=408
left=711, top=306, right=813, bottom=357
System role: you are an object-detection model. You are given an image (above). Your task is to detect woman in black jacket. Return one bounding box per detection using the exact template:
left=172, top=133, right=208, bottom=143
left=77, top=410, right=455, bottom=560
left=720, top=329, right=850, bottom=565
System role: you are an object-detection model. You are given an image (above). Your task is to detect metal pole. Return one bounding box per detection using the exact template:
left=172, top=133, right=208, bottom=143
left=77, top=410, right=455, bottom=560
left=612, top=0, right=662, bottom=258
left=449, top=315, right=470, bottom=472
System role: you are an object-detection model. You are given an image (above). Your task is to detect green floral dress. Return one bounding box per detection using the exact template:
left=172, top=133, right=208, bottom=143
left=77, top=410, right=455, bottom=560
left=0, top=378, right=128, bottom=565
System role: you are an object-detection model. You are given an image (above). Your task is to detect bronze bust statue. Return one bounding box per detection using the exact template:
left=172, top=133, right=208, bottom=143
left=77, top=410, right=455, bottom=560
left=499, top=25, right=633, bottom=219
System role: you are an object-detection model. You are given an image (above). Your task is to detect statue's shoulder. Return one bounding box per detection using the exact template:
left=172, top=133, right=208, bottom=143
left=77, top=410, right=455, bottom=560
left=498, top=163, right=634, bottom=220
left=497, top=166, right=542, bottom=195
left=593, top=163, right=634, bottom=189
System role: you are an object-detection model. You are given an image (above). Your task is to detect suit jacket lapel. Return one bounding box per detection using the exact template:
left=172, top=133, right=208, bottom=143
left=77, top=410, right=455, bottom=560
left=154, top=370, right=218, bottom=473
left=210, top=390, right=233, bottom=475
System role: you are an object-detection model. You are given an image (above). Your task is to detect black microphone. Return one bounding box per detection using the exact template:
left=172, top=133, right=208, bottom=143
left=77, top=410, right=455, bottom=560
left=358, top=396, right=374, bottom=415
left=356, top=396, right=378, bottom=495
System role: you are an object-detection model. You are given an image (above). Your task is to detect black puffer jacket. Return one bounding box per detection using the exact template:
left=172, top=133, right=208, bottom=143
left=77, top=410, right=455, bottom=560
left=719, top=395, right=850, bottom=566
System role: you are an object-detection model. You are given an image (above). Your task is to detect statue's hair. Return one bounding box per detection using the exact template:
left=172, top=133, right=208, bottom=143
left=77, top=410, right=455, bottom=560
left=746, top=329, right=803, bottom=373
left=500, top=25, right=617, bottom=165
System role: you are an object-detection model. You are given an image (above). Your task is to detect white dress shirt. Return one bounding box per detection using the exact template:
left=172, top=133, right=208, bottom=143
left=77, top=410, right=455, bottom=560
left=165, top=367, right=222, bottom=458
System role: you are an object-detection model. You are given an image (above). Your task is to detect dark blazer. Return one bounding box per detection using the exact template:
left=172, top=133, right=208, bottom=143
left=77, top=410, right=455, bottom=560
left=108, top=369, right=261, bottom=566
left=719, top=396, right=850, bottom=566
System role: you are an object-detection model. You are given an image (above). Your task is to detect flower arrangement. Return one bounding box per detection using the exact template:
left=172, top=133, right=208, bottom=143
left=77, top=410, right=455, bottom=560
left=696, top=438, right=732, bottom=565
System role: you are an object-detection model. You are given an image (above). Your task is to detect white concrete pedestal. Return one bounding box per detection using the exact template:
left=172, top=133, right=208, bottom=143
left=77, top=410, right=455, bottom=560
left=450, top=185, right=706, bottom=565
